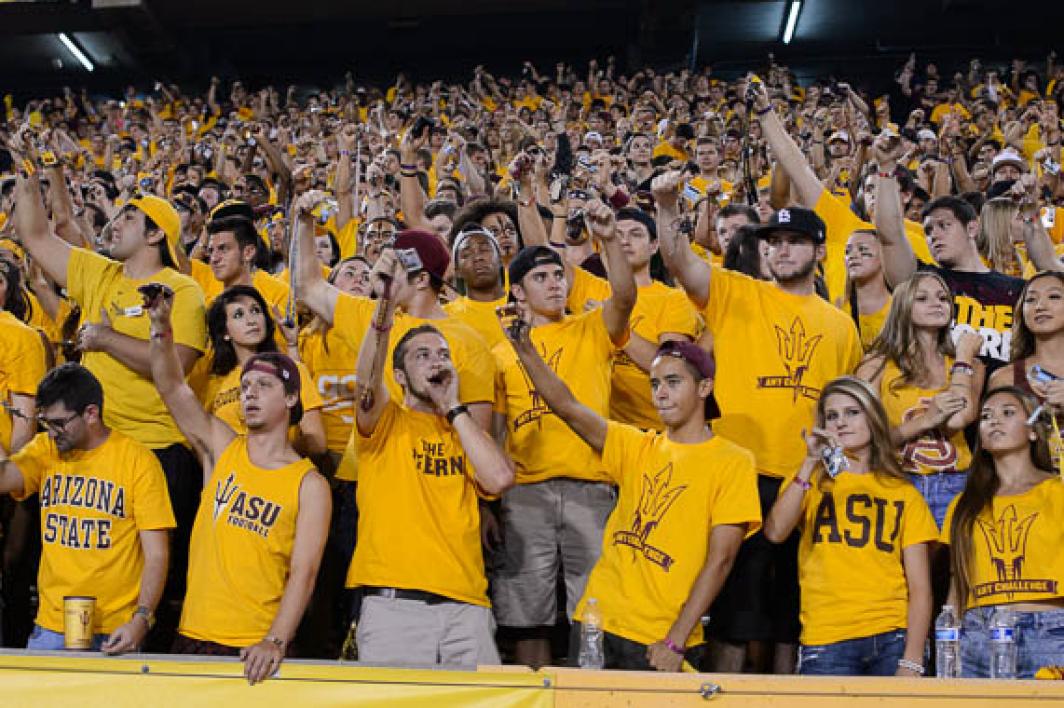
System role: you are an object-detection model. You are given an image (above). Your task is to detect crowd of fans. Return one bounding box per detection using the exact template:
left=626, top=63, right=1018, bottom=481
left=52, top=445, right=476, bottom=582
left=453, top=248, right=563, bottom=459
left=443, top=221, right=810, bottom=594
left=0, top=50, right=1063, bottom=684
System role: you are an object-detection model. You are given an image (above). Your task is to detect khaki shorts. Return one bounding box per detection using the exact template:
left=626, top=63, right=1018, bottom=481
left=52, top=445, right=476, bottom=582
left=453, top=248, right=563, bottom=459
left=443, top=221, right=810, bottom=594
left=490, top=478, right=616, bottom=627
left=356, top=595, right=500, bottom=667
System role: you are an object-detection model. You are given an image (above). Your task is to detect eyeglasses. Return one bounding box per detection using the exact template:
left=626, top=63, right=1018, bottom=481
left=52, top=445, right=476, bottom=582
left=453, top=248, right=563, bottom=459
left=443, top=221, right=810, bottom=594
left=38, top=411, right=81, bottom=433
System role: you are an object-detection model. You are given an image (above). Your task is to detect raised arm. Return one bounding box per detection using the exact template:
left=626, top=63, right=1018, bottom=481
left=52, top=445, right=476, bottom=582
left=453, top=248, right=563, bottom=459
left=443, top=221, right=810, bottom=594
left=398, top=127, right=431, bottom=231
left=653, top=170, right=712, bottom=309
left=752, top=80, right=826, bottom=207
left=764, top=429, right=829, bottom=543
left=587, top=200, right=636, bottom=343
left=145, top=285, right=233, bottom=471
left=504, top=315, right=607, bottom=453
left=353, top=253, right=400, bottom=437
left=292, top=190, right=342, bottom=323
left=871, top=136, right=918, bottom=287
left=1016, top=174, right=1064, bottom=272
left=9, top=149, right=72, bottom=289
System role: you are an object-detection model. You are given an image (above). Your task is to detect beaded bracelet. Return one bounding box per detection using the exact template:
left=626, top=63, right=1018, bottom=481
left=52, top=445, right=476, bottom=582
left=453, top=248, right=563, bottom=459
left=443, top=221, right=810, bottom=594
left=663, top=638, right=685, bottom=656
left=897, top=658, right=925, bottom=675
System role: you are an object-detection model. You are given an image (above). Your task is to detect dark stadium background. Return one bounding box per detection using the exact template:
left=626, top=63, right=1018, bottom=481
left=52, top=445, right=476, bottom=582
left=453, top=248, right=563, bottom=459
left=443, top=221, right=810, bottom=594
left=0, top=0, right=1058, bottom=99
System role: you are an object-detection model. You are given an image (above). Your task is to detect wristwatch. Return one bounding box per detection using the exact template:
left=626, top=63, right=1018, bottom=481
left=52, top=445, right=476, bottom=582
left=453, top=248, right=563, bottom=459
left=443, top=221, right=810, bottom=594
left=133, top=605, right=155, bottom=630
left=446, top=404, right=470, bottom=425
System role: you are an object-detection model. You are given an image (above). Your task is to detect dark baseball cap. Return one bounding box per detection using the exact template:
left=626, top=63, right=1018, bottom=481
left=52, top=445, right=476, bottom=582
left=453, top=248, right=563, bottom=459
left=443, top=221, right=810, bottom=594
left=653, top=340, right=722, bottom=420
left=757, top=206, right=826, bottom=245
left=241, top=352, right=303, bottom=425
left=508, top=245, right=564, bottom=287
left=393, top=229, right=451, bottom=281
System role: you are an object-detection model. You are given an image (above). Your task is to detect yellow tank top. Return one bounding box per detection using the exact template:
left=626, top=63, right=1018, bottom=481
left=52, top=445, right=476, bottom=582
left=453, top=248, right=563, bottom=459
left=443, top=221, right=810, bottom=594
left=878, top=358, right=972, bottom=475
left=179, top=437, right=314, bottom=646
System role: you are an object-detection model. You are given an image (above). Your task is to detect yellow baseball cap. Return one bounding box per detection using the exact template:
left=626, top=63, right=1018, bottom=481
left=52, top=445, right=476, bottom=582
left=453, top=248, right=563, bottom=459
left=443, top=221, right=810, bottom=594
left=126, top=194, right=181, bottom=267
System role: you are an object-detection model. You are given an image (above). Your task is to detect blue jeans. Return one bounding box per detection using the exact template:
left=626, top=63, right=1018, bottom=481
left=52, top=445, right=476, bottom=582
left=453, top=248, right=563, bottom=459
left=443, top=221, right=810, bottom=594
left=27, top=624, right=108, bottom=651
left=908, top=472, right=968, bottom=528
left=798, top=629, right=907, bottom=676
left=961, top=606, right=1064, bottom=679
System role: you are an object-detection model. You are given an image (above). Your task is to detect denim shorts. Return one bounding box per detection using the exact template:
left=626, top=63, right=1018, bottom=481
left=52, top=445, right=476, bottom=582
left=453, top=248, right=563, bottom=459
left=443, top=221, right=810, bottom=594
left=908, top=471, right=968, bottom=529
left=961, top=606, right=1064, bottom=679
left=27, top=624, right=108, bottom=651
left=798, top=629, right=907, bottom=676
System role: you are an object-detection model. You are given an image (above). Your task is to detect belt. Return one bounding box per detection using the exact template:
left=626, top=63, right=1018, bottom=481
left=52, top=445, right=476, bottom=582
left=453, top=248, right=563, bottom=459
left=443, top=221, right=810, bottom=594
left=363, top=586, right=454, bottom=605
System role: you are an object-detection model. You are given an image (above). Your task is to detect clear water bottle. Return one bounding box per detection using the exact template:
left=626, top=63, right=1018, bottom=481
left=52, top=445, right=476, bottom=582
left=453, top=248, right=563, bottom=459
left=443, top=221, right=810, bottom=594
left=578, top=597, right=605, bottom=669
left=935, top=604, right=962, bottom=678
left=989, top=608, right=1017, bottom=679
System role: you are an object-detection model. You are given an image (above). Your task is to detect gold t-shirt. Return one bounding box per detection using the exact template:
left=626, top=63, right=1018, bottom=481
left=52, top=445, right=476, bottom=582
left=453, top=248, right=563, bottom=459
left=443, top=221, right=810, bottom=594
left=797, top=472, right=938, bottom=645
left=493, top=309, right=620, bottom=484
left=443, top=295, right=508, bottom=351
left=331, top=294, right=496, bottom=482
left=942, top=478, right=1064, bottom=609
left=347, top=401, right=488, bottom=605
left=298, top=326, right=358, bottom=453
left=12, top=430, right=175, bottom=634
left=66, top=248, right=207, bottom=449
left=0, top=310, right=47, bottom=452
left=575, top=423, right=760, bottom=646
left=700, top=267, right=863, bottom=478
left=877, top=358, right=972, bottom=476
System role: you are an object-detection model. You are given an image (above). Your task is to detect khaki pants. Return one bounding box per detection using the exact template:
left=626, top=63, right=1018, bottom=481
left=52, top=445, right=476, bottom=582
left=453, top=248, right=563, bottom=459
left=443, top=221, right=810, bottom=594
left=356, top=595, right=500, bottom=667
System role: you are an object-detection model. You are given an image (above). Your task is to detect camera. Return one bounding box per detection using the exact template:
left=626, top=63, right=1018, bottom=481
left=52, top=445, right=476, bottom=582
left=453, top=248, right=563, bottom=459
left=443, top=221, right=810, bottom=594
left=411, top=115, right=434, bottom=140
left=566, top=208, right=586, bottom=240
left=395, top=248, right=423, bottom=272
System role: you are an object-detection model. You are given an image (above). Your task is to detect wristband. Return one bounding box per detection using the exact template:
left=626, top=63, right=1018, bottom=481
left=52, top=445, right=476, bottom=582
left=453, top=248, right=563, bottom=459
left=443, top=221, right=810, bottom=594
left=663, top=638, right=685, bottom=656
left=877, top=170, right=896, bottom=179
left=151, top=329, right=173, bottom=341
left=372, top=323, right=391, bottom=333
left=950, top=361, right=975, bottom=377
left=792, top=476, right=812, bottom=491
left=754, top=105, right=773, bottom=117
left=399, top=163, right=418, bottom=171
left=897, top=658, right=925, bottom=675
left=339, top=149, right=351, bottom=157
left=400, top=170, right=418, bottom=178
left=446, top=404, right=469, bottom=425
left=265, top=635, right=286, bottom=649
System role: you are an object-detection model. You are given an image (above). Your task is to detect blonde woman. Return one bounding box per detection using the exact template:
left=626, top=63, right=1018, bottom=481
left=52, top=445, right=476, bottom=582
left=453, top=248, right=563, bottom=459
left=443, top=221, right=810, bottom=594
left=856, top=272, right=984, bottom=526
left=765, top=376, right=936, bottom=677
left=977, top=198, right=1024, bottom=278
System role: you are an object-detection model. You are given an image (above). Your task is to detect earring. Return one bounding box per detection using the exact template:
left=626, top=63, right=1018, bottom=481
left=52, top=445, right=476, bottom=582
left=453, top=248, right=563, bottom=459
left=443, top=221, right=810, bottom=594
left=224, top=335, right=231, bottom=341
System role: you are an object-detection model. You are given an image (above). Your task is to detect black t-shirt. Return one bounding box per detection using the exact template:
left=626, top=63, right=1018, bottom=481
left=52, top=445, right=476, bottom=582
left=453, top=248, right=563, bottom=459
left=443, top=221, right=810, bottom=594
left=918, top=262, right=1025, bottom=367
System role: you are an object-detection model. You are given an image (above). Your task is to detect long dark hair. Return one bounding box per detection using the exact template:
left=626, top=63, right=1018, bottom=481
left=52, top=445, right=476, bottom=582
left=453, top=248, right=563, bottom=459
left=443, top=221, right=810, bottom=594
left=207, top=285, right=277, bottom=376
left=0, top=258, right=32, bottom=322
left=1011, top=271, right=1064, bottom=362
left=948, top=386, right=1056, bottom=612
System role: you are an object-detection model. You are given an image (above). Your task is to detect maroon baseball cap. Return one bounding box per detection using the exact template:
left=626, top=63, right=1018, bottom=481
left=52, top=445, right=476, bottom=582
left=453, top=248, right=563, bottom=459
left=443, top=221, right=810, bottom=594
left=393, top=229, right=451, bottom=281
left=654, top=340, right=721, bottom=420
left=241, top=352, right=303, bottom=425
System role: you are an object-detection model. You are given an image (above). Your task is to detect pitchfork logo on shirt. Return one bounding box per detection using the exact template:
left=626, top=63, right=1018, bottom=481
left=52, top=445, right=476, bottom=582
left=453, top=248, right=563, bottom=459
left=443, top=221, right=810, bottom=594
left=756, top=317, right=822, bottom=401
left=613, top=463, right=687, bottom=571
left=513, top=345, right=565, bottom=431
left=975, top=505, right=1057, bottom=600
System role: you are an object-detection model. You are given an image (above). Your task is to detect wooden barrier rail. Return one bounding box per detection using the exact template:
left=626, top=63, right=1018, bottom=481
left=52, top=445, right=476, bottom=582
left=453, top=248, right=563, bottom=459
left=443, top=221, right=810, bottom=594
left=2, top=651, right=1063, bottom=706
